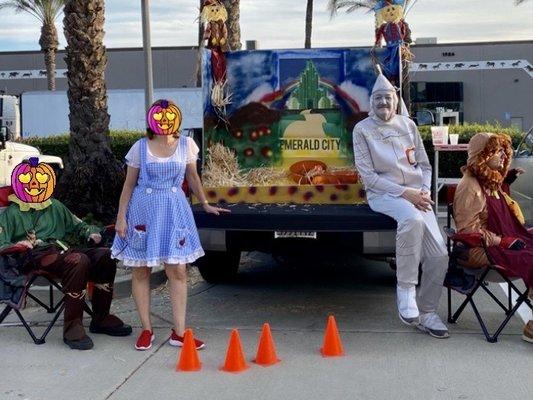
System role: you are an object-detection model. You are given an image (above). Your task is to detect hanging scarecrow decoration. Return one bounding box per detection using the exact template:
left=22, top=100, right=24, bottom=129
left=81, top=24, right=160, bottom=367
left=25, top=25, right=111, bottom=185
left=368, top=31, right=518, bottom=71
left=373, top=0, right=412, bottom=86
left=201, top=0, right=232, bottom=115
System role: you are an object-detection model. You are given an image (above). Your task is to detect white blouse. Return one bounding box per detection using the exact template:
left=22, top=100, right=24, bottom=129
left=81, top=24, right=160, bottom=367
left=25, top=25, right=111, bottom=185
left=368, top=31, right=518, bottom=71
left=125, top=137, right=200, bottom=168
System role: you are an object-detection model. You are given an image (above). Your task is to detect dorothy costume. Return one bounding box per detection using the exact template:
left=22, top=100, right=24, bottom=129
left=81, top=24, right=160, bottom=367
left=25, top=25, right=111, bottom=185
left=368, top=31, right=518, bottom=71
left=111, top=136, right=205, bottom=267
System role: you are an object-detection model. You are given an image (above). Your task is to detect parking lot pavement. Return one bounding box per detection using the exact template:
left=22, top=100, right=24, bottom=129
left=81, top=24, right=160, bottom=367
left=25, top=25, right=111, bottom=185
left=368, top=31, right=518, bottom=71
left=1, top=252, right=531, bottom=400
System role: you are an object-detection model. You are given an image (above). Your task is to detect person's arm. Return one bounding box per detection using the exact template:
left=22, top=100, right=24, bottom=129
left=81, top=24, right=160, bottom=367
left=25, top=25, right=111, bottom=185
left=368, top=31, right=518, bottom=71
left=115, top=166, right=140, bottom=238
left=115, top=141, right=142, bottom=238
left=0, top=207, right=34, bottom=251
left=183, top=137, right=228, bottom=215
left=352, top=126, right=406, bottom=197
left=0, top=211, right=14, bottom=251
left=185, top=164, right=229, bottom=215
left=58, top=201, right=100, bottom=242
left=502, top=168, right=525, bottom=195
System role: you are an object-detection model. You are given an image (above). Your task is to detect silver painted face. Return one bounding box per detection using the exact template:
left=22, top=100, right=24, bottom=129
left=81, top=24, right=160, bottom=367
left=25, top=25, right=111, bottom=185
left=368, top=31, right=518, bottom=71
left=372, top=92, right=395, bottom=121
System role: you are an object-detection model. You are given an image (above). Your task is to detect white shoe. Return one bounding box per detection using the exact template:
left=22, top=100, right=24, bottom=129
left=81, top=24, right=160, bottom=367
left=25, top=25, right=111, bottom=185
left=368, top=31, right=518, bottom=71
left=397, top=285, right=419, bottom=326
left=417, top=312, right=450, bottom=339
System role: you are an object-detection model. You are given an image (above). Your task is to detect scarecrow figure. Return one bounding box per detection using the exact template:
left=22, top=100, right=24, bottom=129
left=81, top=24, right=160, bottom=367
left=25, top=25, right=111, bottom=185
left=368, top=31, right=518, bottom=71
left=0, top=158, right=132, bottom=350
left=201, top=0, right=231, bottom=111
left=374, top=0, right=412, bottom=85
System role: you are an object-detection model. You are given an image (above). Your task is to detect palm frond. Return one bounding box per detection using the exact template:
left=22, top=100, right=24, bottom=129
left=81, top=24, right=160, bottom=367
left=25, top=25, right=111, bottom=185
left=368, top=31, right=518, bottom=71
left=328, top=1, right=415, bottom=18
left=0, top=0, right=64, bottom=22
left=328, top=1, right=377, bottom=18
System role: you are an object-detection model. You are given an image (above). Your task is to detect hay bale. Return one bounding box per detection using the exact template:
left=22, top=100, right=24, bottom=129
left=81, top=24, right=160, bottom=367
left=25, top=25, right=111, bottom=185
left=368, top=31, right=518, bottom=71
left=202, top=143, right=289, bottom=187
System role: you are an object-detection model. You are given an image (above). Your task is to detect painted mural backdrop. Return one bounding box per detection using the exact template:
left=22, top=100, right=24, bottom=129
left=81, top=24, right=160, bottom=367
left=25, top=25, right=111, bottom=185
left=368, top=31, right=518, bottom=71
left=201, top=48, right=385, bottom=205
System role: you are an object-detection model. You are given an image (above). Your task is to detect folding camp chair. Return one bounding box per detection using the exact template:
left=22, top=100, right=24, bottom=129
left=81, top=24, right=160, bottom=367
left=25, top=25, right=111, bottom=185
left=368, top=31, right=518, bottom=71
left=444, top=203, right=532, bottom=343
left=0, top=244, right=94, bottom=345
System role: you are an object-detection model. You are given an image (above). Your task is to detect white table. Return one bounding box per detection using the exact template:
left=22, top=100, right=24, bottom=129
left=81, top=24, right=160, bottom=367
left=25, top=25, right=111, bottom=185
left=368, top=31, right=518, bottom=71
left=432, top=144, right=469, bottom=217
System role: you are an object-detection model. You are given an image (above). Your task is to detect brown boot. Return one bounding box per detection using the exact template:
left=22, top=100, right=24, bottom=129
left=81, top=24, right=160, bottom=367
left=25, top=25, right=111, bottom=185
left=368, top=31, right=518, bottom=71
left=89, top=314, right=132, bottom=337
left=89, top=284, right=132, bottom=337
left=64, top=335, right=94, bottom=350
left=523, top=320, right=533, bottom=344
left=63, top=289, right=89, bottom=347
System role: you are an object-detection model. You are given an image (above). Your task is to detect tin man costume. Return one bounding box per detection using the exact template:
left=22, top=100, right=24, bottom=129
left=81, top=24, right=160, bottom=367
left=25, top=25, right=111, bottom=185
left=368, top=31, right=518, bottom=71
left=352, top=73, right=449, bottom=338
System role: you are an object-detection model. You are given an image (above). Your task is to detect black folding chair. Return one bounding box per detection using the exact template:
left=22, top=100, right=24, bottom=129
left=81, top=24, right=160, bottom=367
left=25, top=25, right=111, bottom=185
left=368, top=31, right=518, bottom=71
left=1, top=271, right=64, bottom=345
left=444, top=203, right=532, bottom=343
left=0, top=226, right=117, bottom=346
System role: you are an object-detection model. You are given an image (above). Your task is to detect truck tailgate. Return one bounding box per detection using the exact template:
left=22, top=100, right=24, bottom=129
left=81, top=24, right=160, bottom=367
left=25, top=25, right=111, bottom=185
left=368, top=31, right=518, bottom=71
left=192, top=203, right=396, bottom=232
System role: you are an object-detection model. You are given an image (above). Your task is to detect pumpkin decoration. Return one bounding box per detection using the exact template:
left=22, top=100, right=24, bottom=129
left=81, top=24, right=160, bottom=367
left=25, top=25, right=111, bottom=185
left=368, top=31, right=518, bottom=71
left=289, top=160, right=359, bottom=185
left=11, top=157, right=56, bottom=203
left=289, top=160, right=327, bottom=185
left=147, top=99, right=182, bottom=136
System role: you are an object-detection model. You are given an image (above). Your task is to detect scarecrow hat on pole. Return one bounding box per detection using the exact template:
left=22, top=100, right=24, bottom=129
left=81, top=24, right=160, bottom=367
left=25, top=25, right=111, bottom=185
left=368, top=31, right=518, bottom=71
left=374, top=0, right=405, bottom=12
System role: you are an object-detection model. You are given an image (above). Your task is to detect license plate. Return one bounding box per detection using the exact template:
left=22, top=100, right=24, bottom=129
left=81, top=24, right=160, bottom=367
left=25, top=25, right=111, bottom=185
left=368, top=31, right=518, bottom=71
left=274, top=231, right=317, bottom=239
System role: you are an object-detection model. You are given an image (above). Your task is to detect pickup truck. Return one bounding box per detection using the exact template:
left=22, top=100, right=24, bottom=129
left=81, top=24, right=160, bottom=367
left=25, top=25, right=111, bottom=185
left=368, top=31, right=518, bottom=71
left=192, top=47, right=397, bottom=282
left=0, top=126, right=63, bottom=187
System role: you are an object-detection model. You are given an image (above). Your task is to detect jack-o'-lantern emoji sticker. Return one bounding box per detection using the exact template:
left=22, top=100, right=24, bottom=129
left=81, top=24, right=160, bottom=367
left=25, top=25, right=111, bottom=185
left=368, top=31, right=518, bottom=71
left=11, top=157, right=56, bottom=203
left=147, top=99, right=182, bottom=136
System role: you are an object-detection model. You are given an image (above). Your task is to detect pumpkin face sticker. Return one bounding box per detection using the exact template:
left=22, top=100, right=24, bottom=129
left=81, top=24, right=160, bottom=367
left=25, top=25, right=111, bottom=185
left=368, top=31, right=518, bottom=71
left=11, top=157, right=56, bottom=203
left=147, top=99, right=182, bottom=136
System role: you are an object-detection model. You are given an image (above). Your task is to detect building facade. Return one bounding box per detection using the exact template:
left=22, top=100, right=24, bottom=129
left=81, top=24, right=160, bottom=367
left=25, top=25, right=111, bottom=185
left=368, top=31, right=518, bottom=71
left=410, top=40, right=533, bottom=131
left=1, top=41, right=532, bottom=129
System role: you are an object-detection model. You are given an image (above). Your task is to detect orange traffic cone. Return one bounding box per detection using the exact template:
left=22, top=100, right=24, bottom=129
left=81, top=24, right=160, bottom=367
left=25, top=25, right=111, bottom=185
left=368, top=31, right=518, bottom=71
left=320, top=315, right=344, bottom=357
left=220, top=329, right=249, bottom=373
left=253, top=323, right=280, bottom=366
left=176, top=329, right=201, bottom=372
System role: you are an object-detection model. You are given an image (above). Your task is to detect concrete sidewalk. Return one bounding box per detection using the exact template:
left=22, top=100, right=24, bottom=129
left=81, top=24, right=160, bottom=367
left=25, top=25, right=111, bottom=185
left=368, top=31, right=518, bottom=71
left=1, top=254, right=532, bottom=400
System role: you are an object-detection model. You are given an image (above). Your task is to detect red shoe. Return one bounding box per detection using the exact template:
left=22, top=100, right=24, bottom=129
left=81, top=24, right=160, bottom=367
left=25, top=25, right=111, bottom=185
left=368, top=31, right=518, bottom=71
left=135, top=330, right=154, bottom=350
left=169, top=329, right=205, bottom=350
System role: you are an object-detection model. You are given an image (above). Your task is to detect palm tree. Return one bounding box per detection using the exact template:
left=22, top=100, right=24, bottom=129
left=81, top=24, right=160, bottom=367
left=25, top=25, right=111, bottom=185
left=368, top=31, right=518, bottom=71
left=60, top=0, right=124, bottom=222
left=0, top=0, right=65, bottom=90
left=196, top=0, right=204, bottom=86
left=305, top=0, right=313, bottom=48
left=224, top=0, right=241, bottom=50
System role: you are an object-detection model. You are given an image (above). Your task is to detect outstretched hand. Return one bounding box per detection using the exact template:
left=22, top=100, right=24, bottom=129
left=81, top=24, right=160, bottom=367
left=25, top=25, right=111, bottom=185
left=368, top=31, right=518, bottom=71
left=203, top=203, right=231, bottom=216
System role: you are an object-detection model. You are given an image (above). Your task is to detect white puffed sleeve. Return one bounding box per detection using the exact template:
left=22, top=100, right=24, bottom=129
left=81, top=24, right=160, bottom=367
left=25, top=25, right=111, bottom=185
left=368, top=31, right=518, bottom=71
left=186, top=137, right=200, bottom=164
left=125, top=140, right=141, bottom=168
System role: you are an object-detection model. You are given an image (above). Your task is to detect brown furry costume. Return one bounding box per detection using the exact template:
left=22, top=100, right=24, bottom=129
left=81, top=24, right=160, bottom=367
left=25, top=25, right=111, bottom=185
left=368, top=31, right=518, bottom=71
left=466, top=133, right=513, bottom=196
left=454, top=133, right=532, bottom=287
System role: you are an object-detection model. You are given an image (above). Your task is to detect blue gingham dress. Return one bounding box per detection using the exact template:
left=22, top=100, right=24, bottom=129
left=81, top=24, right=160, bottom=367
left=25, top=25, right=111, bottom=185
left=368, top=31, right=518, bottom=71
left=111, top=137, right=205, bottom=267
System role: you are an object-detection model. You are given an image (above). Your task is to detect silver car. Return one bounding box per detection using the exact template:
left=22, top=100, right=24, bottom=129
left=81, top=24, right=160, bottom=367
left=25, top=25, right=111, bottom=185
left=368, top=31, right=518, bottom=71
left=511, top=127, right=533, bottom=224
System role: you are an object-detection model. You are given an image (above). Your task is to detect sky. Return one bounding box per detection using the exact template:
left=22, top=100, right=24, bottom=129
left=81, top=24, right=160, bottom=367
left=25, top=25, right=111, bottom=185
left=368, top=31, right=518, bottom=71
left=0, top=0, right=532, bottom=52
